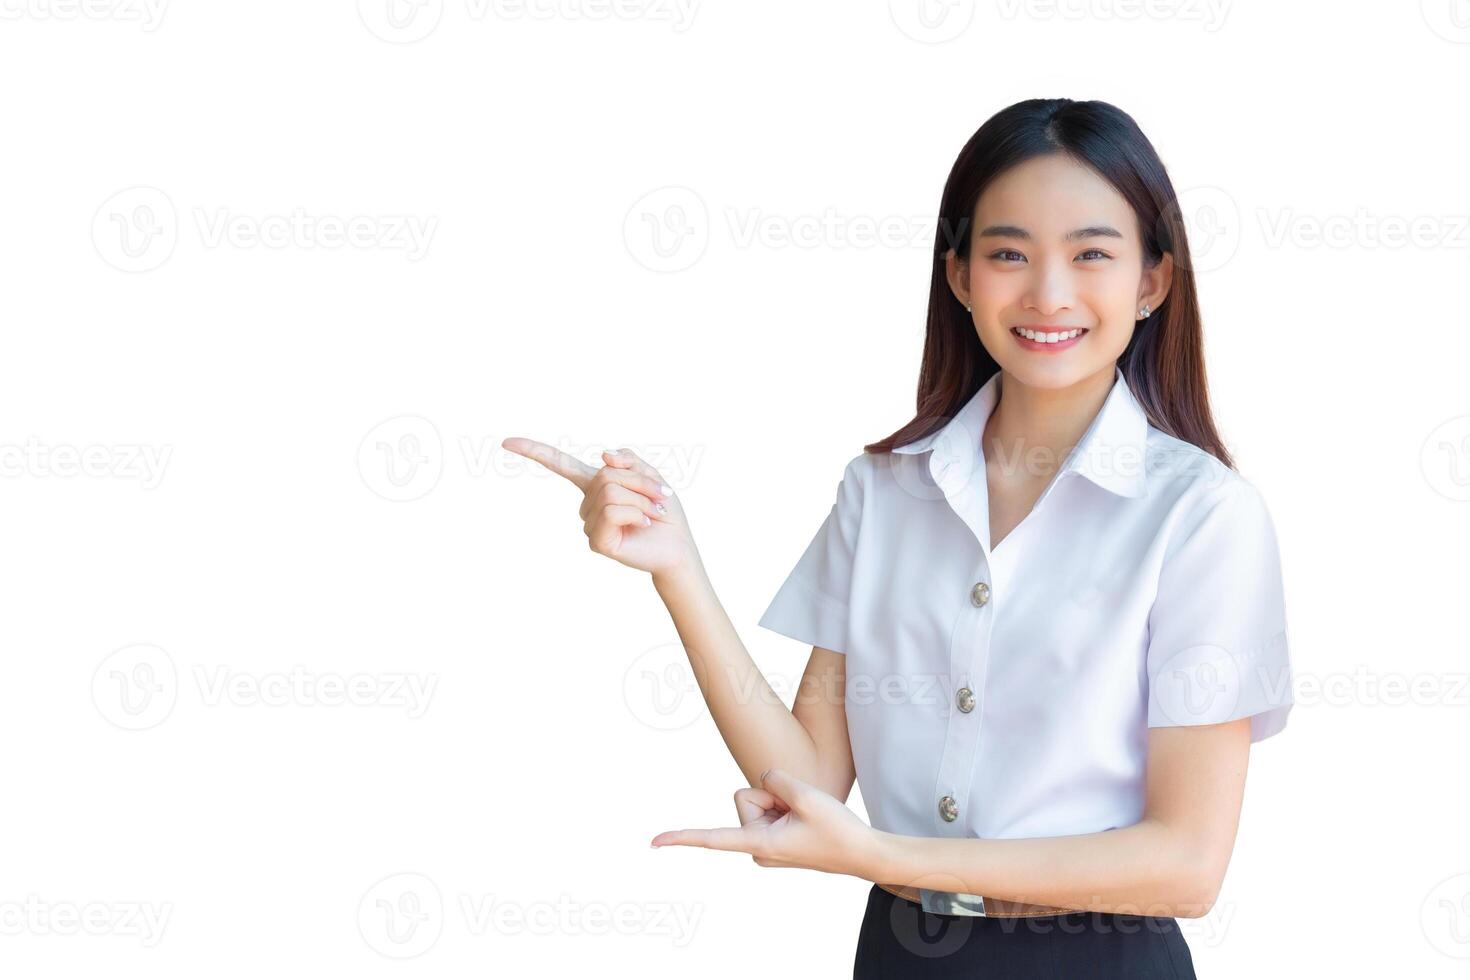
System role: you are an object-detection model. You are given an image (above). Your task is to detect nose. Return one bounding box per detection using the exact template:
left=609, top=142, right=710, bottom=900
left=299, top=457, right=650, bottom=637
left=1020, top=255, right=1076, bottom=316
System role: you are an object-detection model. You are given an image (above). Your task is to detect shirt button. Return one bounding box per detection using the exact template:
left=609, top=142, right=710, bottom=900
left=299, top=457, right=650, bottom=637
left=970, top=581, right=990, bottom=607
left=938, top=795, right=959, bottom=822
left=956, top=687, right=975, bottom=713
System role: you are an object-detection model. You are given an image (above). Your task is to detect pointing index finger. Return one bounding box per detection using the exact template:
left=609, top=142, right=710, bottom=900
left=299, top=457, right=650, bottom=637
left=501, top=437, right=598, bottom=490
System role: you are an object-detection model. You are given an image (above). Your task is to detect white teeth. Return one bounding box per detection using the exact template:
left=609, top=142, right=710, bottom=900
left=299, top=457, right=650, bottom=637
left=1015, top=327, right=1084, bottom=343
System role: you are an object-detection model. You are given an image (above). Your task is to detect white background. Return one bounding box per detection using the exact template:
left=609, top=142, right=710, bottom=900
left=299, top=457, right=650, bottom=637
left=2, top=1, right=1468, bottom=976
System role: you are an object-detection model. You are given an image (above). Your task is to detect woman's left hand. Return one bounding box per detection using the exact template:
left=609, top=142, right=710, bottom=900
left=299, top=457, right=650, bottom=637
left=649, top=768, right=881, bottom=880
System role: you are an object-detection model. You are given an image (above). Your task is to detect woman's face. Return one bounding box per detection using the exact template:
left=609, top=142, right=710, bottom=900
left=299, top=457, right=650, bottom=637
left=947, top=152, right=1171, bottom=390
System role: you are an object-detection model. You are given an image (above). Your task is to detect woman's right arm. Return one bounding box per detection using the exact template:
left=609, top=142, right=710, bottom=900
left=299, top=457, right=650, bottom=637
left=501, top=438, right=856, bottom=801
left=654, top=564, right=856, bottom=801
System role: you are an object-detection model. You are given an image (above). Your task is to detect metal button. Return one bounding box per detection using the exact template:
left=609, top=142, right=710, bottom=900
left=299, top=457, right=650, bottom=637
left=970, top=581, right=990, bottom=607
left=956, top=687, right=975, bottom=713
left=938, top=795, right=958, bottom=822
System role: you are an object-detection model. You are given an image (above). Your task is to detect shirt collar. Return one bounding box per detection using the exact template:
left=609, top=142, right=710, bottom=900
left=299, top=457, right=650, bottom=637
left=891, top=365, right=1150, bottom=499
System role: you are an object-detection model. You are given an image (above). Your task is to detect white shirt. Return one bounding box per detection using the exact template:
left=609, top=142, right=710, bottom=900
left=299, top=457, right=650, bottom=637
left=759, top=365, right=1293, bottom=850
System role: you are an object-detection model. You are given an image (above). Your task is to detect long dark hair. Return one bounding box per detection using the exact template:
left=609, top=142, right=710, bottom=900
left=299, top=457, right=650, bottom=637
left=863, top=97, right=1233, bottom=469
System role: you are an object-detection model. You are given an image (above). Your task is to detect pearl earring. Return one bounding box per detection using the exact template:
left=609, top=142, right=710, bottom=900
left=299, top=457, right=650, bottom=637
left=1137, top=304, right=1151, bottom=319
left=965, top=302, right=972, bottom=312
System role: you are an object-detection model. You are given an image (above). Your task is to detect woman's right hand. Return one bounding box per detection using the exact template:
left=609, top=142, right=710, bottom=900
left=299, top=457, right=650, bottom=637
left=501, top=438, right=699, bottom=578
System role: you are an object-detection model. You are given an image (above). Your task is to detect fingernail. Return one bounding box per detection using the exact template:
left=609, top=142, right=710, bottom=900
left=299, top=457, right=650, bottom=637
left=642, top=515, right=651, bottom=526
left=659, top=484, right=672, bottom=496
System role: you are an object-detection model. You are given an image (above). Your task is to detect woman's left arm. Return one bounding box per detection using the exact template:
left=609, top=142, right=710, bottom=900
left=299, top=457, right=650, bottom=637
left=868, top=718, right=1251, bottom=918
left=651, top=716, right=1251, bottom=920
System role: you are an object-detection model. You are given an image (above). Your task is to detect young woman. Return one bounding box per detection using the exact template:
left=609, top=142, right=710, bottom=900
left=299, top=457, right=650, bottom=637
left=503, top=98, right=1293, bottom=978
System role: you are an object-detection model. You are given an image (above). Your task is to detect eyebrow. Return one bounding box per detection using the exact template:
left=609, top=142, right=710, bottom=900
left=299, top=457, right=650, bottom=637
left=976, top=224, right=1124, bottom=241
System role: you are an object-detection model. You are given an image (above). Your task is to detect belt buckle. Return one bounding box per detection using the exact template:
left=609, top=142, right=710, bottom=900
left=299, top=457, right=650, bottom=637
left=878, top=881, right=1069, bottom=918
left=920, top=887, right=987, bottom=916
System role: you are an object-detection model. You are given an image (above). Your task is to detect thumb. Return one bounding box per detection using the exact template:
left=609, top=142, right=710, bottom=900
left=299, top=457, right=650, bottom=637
left=758, top=767, right=811, bottom=808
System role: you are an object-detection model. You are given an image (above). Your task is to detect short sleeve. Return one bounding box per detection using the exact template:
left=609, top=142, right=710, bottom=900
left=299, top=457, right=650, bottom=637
left=1146, top=478, right=1293, bottom=743
left=757, top=457, right=864, bottom=655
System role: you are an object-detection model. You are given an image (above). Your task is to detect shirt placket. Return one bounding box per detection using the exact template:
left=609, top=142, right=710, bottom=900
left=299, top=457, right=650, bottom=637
left=931, top=557, right=998, bottom=836
left=926, top=448, right=1005, bottom=838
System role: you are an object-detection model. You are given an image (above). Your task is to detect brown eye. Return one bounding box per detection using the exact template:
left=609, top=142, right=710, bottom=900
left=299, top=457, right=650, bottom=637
left=1076, top=248, right=1110, bottom=261
left=990, top=249, right=1025, bottom=262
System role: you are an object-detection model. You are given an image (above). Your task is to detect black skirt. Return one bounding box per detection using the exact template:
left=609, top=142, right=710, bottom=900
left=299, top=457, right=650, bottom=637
left=854, top=883, right=1196, bottom=979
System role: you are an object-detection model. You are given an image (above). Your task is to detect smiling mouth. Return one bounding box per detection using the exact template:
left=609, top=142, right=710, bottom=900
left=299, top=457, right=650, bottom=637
left=1011, top=326, right=1089, bottom=343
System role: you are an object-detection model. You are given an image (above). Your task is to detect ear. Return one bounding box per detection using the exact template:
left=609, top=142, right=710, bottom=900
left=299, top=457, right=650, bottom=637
left=944, top=248, right=971, bottom=310
left=1138, top=251, right=1174, bottom=316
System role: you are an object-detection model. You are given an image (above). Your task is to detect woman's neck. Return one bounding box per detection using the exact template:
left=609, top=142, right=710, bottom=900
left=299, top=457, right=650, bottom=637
left=982, top=366, right=1115, bottom=482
